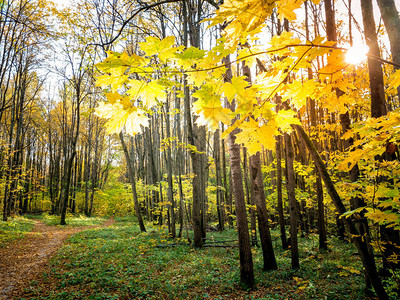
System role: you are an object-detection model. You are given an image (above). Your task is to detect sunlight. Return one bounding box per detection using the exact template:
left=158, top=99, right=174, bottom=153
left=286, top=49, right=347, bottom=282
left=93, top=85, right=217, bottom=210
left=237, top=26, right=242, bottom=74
left=345, top=44, right=369, bottom=64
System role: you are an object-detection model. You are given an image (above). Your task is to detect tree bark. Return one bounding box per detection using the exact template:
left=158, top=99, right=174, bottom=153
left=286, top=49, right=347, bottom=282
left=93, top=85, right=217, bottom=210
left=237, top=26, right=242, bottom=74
left=284, top=133, right=300, bottom=269
left=361, top=0, right=387, bottom=117
left=294, top=124, right=389, bottom=300
left=376, top=0, right=400, bottom=97
left=276, top=136, right=288, bottom=249
left=119, top=132, right=146, bottom=232
left=249, top=152, right=278, bottom=271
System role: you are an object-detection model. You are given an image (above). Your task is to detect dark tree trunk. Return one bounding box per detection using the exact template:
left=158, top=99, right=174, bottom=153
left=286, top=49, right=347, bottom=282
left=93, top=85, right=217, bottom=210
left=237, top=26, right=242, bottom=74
left=276, top=136, right=288, bottom=249
left=214, top=129, right=225, bottom=231
left=165, top=98, right=176, bottom=238
left=119, top=132, right=146, bottom=232
left=244, top=148, right=257, bottom=246
left=294, top=124, right=389, bottom=300
left=284, top=133, right=300, bottom=269
left=249, top=152, right=278, bottom=271
left=361, top=0, right=387, bottom=117
left=376, top=0, right=400, bottom=97
left=228, top=126, right=255, bottom=289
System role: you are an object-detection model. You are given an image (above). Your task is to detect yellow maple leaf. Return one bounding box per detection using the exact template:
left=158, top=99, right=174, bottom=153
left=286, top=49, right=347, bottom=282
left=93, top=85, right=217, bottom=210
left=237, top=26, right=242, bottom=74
left=96, top=73, right=128, bottom=92
left=282, top=79, right=318, bottom=108
left=276, top=109, right=301, bottom=132
left=221, top=76, right=249, bottom=102
left=192, top=85, right=231, bottom=130
left=139, top=36, right=179, bottom=62
left=207, top=0, right=276, bottom=47
left=276, top=0, right=303, bottom=21
left=105, top=92, right=121, bottom=104
left=235, top=118, right=278, bottom=155
left=127, top=80, right=166, bottom=108
left=95, top=101, right=148, bottom=135
left=318, top=49, right=349, bottom=79
left=388, top=69, right=400, bottom=92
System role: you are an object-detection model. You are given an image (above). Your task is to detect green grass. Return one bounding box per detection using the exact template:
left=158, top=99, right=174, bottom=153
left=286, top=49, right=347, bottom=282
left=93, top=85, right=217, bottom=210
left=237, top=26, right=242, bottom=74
left=40, top=213, right=107, bottom=227
left=0, top=214, right=107, bottom=248
left=22, top=219, right=369, bottom=299
left=0, top=216, right=36, bottom=247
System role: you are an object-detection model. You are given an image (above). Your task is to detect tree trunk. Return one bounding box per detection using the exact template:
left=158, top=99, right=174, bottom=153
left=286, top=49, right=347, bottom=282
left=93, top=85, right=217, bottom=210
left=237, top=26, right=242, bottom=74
left=119, top=132, right=146, bottom=232
left=224, top=52, right=255, bottom=289
left=360, top=0, right=387, bottom=117
left=60, top=153, right=76, bottom=225
left=276, top=136, right=288, bottom=249
left=294, top=124, right=389, bottom=299
left=214, top=128, right=225, bottom=231
left=249, top=152, right=278, bottom=271
left=284, top=133, right=300, bottom=269
left=165, top=97, right=176, bottom=237
left=228, top=125, right=255, bottom=289
left=376, top=0, right=400, bottom=98
left=244, top=147, right=257, bottom=246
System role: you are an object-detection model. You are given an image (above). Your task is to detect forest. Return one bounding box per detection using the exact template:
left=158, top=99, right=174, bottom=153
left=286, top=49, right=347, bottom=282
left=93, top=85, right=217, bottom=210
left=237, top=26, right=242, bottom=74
left=1, top=0, right=400, bottom=299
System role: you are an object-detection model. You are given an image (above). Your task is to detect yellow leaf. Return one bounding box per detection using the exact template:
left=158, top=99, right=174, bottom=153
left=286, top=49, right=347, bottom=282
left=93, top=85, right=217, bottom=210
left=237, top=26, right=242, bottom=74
left=221, top=76, right=249, bottom=102
left=192, top=85, right=231, bottom=130
left=276, top=0, right=303, bottom=21
left=127, top=80, right=166, bottom=107
left=96, top=73, right=128, bottom=92
left=318, top=49, right=349, bottom=78
left=139, top=36, right=179, bottom=62
left=95, top=101, right=148, bottom=135
left=388, top=69, right=400, bottom=91
left=282, top=79, right=318, bottom=108
left=276, top=110, right=301, bottom=132
left=208, top=0, right=275, bottom=47
left=235, top=118, right=278, bottom=155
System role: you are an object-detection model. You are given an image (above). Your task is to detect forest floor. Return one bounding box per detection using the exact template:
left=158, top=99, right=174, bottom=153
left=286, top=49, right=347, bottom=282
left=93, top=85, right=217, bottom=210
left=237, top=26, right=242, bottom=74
left=0, top=216, right=114, bottom=299
left=2, top=216, right=377, bottom=300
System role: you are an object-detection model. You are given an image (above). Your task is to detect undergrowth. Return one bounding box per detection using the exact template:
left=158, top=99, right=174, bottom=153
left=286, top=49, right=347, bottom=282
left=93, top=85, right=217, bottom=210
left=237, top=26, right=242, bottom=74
left=40, top=213, right=107, bottom=227
left=22, top=217, right=367, bottom=299
left=0, top=216, right=36, bottom=247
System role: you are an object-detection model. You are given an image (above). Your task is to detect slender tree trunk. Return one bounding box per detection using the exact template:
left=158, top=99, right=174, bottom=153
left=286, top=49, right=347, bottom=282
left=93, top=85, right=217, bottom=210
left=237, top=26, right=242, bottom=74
left=376, top=0, right=400, bottom=98
left=249, top=152, right=278, bottom=270
left=244, top=148, right=257, bottom=246
left=119, top=132, right=146, bottom=232
left=60, top=153, right=76, bottom=225
left=165, top=97, right=176, bottom=237
left=361, top=0, right=387, bottom=117
left=276, top=136, right=288, bottom=249
left=214, top=128, right=225, bottom=231
left=223, top=52, right=254, bottom=288
left=284, top=133, right=299, bottom=269
left=182, top=0, right=206, bottom=247
left=228, top=126, right=255, bottom=289
left=294, top=124, right=389, bottom=299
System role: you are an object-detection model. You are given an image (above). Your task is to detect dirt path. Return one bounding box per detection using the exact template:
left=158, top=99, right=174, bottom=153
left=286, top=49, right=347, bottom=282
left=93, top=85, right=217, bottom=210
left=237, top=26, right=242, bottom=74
left=0, top=218, right=114, bottom=299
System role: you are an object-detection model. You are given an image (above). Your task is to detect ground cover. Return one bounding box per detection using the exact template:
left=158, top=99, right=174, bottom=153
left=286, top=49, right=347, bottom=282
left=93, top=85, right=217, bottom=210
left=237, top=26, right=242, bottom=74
left=0, top=215, right=114, bottom=300
left=0, top=216, right=36, bottom=247
left=39, top=213, right=107, bottom=227
left=20, top=217, right=367, bottom=299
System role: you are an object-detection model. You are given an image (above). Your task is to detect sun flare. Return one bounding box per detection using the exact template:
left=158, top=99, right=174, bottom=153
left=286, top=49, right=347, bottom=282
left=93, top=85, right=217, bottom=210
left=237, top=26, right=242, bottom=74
left=345, top=45, right=369, bottom=64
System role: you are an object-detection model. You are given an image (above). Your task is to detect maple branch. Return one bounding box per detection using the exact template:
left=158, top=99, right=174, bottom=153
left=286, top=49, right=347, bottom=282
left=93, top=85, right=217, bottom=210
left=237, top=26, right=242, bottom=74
left=91, top=0, right=184, bottom=48
left=129, top=43, right=400, bottom=76
left=204, top=0, right=219, bottom=9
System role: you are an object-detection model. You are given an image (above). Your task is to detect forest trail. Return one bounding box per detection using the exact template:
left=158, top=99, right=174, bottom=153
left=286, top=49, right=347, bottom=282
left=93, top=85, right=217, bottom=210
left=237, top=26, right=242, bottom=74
left=0, top=217, right=115, bottom=299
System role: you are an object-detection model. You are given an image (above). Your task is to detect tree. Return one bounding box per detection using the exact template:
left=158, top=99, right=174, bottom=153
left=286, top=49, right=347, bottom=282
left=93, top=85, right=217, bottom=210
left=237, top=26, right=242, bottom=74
left=119, top=132, right=146, bottom=232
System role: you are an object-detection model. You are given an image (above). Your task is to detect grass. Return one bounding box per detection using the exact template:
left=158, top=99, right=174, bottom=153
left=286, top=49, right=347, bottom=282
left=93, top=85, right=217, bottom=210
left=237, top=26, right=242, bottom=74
left=0, top=216, right=36, bottom=247
left=22, top=217, right=368, bottom=299
left=0, top=213, right=107, bottom=248
left=39, top=213, right=107, bottom=227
